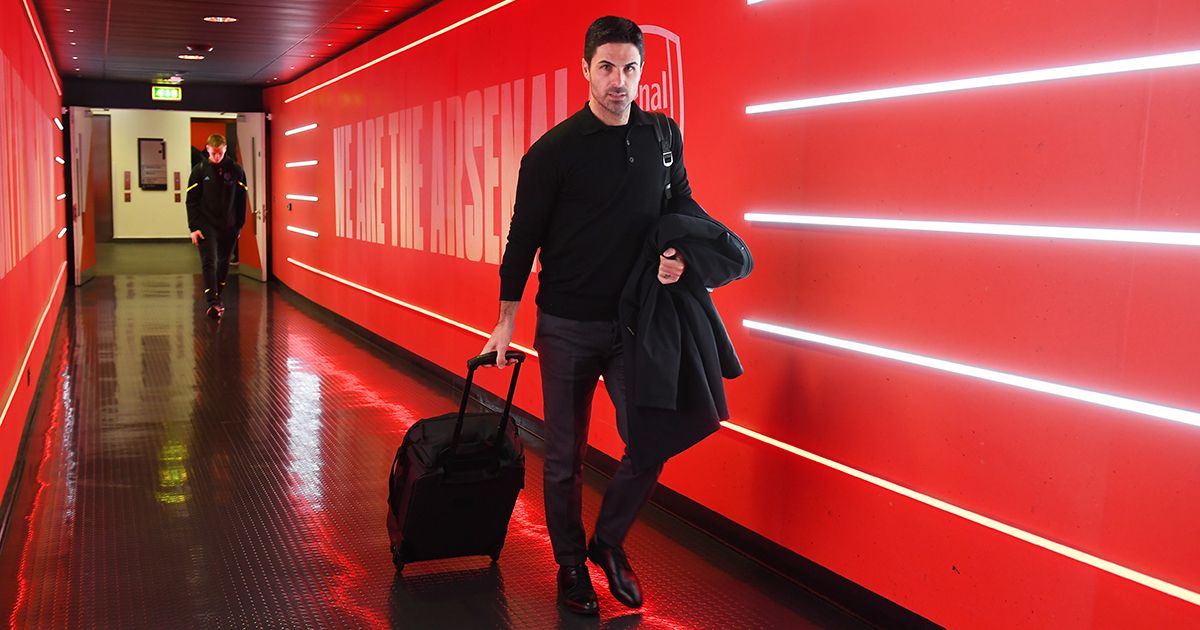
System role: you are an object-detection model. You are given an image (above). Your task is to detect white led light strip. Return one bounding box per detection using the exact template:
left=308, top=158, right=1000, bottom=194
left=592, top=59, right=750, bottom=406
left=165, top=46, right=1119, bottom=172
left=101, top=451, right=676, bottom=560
left=21, top=0, right=62, bottom=95
left=55, top=194, right=66, bottom=201
left=286, top=226, right=319, bottom=238
left=284, top=123, right=318, bottom=136
left=1, top=264, right=66, bottom=428
left=285, top=160, right=319, bottom=168
left=718, top=420, right=1200, bottom=606
left=55, top=157, right=65, bottom=165
left=287, top=258, right=537, bottom=356
left=286, top=194, right=319, bottom=202
left=284, top=0, right=520, bottom=103
left=744, top=213, right=1200, bottom=247
left=747, top=49, right=1200, bottom=114
left=57, top=228, right=66, bottom=239
left=743, top=319, right=1200, bottom=429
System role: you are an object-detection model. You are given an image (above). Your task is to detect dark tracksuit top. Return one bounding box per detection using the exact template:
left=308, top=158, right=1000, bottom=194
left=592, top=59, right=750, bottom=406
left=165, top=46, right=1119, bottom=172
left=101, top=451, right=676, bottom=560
left=186, top=157, right=249, bottom=234
left=499, top=101, right=693, bottom=321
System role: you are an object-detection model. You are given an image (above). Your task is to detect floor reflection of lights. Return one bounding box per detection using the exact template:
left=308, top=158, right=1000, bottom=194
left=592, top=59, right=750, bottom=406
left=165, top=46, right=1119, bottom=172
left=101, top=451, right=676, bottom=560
left=0, top=275, right=864, bottom=629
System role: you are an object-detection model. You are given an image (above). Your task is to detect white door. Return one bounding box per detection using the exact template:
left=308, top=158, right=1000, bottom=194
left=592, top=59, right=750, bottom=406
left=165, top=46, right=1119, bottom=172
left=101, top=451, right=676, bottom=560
left=236, top=113, right=267, bottom=281
left=69, top=106, right=96, bottom=285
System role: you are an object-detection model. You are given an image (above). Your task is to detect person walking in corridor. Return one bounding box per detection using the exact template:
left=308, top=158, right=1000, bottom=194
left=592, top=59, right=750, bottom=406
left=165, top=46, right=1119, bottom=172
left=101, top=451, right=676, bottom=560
left=186, top=134, right=248, bottom=320
left=482, top=16, right=692, bottom=616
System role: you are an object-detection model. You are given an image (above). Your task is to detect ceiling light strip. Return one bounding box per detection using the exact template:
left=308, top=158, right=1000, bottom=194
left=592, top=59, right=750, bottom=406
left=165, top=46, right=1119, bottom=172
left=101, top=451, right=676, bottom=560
left=284, top=0, right=521, bottom=104
left=285, top=194, right=319, bottom=202
left=287, top=258, right=537, bottom=356
left=718, top=419, right=1200, bottom=607
left=1, top=263, right=66, bottom=428
left=744, top=213, right=1200, bottom=247
left=284, top=123, right=318, bottom=136
left=55, top=157, right=65, bottom=165
left=742, top=319, right=1200, bottom=429
left=55, top=194, right=66, bottom=201
left=19, top=0, right=63, bottom=96
left=53, top=118, right=64, bottom=131
left=286, top=226, right=319, bottom=238
left=57, top=228, right=66, bottom=239
left=285, top=160, right=319, bottom=168
left=746, top=49, right=1200, bottom=114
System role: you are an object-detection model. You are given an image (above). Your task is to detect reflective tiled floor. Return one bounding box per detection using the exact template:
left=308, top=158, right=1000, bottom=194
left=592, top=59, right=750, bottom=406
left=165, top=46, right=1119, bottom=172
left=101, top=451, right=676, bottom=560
left=0, top=265, right=869, bottom=629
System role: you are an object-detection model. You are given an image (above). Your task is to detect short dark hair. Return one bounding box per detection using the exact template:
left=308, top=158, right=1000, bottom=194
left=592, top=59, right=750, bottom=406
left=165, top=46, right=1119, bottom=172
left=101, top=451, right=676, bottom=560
left=583, top=16, right=644, bottom=64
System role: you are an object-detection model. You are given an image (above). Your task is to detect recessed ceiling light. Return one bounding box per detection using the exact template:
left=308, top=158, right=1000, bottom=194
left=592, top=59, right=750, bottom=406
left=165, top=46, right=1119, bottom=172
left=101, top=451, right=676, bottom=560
left=203, top=16, right=237, bottom=23
left=65, top=7, right=71, bottom=11
left=178, top=54, right=205, bottom=60
left=309, top=54, right=314, bottom=58
left=384, top=9, right=390, bottom=12
left=70, top=42, right=76, bottom=46
left=327, top=43, right=332, bottom=47
left=290, top=66, right=295, bottom=70
left=72, top=56, right=78, bottom=60
left=75, top=68, right=80, bottom=71
left=356, top=26, right=362, bottom=29
left=68, top=29, right=75, bottom=33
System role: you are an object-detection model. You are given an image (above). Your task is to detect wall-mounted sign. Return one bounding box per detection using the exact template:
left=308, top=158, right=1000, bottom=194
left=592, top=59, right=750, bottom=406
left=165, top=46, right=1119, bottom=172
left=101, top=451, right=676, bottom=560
left=138, top=138, right=168, bottom=190
left=151, top=85, right=182, bottom=101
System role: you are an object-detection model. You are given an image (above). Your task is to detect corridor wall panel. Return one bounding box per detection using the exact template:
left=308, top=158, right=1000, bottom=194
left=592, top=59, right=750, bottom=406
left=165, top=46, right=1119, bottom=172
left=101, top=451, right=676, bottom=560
left=0, top=1, right=66, bottom=503
left=265, top=1, right=1200, bottom=625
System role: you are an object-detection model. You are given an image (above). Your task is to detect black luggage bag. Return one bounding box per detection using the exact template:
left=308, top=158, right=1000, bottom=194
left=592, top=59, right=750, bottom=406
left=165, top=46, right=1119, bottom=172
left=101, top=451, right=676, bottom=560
left=386, top=350, right=527, bottom=572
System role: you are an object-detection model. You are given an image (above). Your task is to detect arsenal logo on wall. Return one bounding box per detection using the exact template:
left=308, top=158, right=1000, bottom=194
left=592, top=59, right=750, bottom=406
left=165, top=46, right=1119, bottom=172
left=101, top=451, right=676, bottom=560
left=639, top=25, right=685, bottom=135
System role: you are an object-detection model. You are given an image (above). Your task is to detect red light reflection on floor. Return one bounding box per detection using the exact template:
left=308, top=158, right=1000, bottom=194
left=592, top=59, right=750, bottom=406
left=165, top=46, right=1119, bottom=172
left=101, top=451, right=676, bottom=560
left=10, top=342, right=71, bottom=629
left=286, top=332, right=418, bottom=436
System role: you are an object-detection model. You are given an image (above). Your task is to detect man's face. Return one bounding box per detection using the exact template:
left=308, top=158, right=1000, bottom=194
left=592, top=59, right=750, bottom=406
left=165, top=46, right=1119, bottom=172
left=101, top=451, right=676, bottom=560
left=207, top=143, right=227, bottom=164
left=583, top=43, right=643, bottom=120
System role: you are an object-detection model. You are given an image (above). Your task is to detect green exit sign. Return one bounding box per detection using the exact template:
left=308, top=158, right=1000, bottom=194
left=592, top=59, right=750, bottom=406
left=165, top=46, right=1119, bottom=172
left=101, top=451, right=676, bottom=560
left=151, top=86, right=182, bottom=101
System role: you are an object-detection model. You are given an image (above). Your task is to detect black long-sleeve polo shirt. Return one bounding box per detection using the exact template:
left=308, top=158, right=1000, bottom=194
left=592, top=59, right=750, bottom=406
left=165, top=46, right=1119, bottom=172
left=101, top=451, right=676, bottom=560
left=499, top=101, right=693, bottom=321
left=185, top=157, right=248, bottom=233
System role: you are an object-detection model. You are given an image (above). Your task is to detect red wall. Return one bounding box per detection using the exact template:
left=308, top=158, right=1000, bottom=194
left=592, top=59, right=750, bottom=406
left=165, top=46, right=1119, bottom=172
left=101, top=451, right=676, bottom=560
left=1, top=1, right=67, bottom=500
left=265, top=1, right=1200, bottom=625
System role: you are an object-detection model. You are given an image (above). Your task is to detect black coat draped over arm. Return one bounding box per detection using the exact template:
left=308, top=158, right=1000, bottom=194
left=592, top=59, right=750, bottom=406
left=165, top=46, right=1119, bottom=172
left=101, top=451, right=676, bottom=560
left=618, top=202, right=753, bottom=470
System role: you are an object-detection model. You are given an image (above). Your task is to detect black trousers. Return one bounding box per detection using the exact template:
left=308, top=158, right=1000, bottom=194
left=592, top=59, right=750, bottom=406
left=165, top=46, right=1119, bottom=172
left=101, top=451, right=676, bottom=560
left=534, top=310, right=664, bottom=566
left=197, top=225, right=239, bottom=305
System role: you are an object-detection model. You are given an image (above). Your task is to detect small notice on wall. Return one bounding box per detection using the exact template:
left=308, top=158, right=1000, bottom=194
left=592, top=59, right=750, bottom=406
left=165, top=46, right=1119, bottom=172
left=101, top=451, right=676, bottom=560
left=138, top=138, right=168, bottom=190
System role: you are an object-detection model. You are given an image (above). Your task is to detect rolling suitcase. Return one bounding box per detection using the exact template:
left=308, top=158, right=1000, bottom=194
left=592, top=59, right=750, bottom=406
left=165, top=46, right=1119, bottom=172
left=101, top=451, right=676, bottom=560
left=386, top=350, right=527, bottom=572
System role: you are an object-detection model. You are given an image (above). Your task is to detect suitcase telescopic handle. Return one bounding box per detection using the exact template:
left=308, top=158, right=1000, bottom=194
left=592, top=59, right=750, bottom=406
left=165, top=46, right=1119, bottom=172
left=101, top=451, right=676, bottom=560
left=467, top=350, right=526, bottom=370
left=450, top=350, right=527, bottom=457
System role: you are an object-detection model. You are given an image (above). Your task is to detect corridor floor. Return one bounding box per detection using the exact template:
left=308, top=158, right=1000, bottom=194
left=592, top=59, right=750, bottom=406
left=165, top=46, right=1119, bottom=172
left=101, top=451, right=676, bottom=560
left=0, top=271, right=868, bottom=629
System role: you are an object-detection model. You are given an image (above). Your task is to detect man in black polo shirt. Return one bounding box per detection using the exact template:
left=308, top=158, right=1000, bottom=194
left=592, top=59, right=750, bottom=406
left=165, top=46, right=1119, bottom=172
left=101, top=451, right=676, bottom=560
left=186, top=134, right=248, bottom=320
left=482, top=16, right=691, bottom=615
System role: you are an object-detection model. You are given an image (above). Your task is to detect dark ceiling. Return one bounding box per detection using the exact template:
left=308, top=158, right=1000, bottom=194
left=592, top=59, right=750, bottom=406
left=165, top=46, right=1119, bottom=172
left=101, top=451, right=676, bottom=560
left=33, top=0, right=438, bottom=86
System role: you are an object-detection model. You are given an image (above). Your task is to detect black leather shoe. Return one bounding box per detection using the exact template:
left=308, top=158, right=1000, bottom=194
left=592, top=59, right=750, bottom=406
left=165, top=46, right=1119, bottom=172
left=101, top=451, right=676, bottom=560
left=557, top=564, right=599, bottom=616
left=587, top=539, right=642, bottom=608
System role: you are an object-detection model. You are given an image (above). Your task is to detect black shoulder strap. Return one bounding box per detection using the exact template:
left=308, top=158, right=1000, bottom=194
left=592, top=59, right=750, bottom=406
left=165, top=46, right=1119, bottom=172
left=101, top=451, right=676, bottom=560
left=651, top=113, right=673, bottom=203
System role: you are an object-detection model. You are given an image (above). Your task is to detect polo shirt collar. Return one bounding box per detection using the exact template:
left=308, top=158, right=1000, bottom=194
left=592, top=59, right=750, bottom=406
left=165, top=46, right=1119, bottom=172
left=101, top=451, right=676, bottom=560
left=577, top=100, right=654, bottom=135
